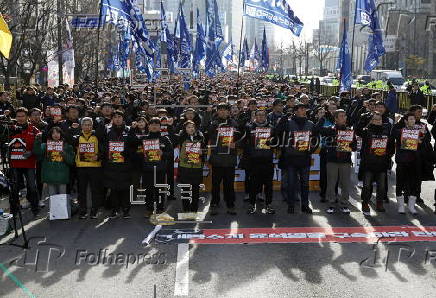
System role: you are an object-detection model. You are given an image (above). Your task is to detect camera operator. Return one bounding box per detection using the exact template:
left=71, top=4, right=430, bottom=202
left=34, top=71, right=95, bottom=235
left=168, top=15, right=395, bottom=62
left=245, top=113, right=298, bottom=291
left=7, top=107, right=41, bottom=218
left=0, top=91, right=15, bottom=117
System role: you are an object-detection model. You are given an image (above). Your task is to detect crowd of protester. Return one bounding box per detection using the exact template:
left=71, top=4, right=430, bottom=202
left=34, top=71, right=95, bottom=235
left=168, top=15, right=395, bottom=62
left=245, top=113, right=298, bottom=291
left=0, top=73, right=435, bottom=220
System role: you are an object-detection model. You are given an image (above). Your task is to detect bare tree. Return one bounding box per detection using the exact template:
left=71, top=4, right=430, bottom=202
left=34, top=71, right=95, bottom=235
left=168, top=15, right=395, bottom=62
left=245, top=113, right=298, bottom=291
left=0, top=0, right=57, bottom=89
left=312, top=30, right=337, bottom=76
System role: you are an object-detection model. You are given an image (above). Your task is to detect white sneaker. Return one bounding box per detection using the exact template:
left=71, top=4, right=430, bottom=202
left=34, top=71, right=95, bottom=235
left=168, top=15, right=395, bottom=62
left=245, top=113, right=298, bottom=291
left=326, top=207, right=335, bottom=214
left=408, top=196, right=417, bottom=214
left=396, top=196, right=405, bottom=214
left=340, top=207, right=350, bottom=214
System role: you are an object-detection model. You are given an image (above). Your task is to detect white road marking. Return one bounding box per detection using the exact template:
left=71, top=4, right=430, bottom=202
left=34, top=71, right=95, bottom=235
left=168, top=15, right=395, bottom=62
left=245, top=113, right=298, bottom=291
left=174, top=243, right=190, bottom=296
left=173, top=196, right=211, bottom=296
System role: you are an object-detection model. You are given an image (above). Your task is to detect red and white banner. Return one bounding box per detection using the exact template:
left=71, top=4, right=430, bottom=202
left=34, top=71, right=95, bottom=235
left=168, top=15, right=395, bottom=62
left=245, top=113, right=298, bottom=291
left=155, top=226, right=436, bottom=245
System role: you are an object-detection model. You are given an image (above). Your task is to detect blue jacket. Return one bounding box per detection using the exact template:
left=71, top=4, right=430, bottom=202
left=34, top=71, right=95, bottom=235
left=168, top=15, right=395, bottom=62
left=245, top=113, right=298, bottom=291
left=385, top=90, right=397, bottom=114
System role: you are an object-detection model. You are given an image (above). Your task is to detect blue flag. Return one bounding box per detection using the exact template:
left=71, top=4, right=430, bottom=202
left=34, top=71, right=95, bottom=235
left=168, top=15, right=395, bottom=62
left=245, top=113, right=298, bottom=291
left=193, top=8, right=206, bottom=76
left=177, top=7, right=192, bottom=68
left=355, top=0, right=374, bottom=26
left=243, top=0, right=304, bottom=37
left=261, top=27, right=269, bottom=71
left=154, top=38, right=161, bottom=80
left=102, top=0, right=156, bottom=80
left=355, top=0, right=385, bottom=72
left=243, top=38, right=249, bottom=61
left=107, top=43, right=120, bottom=71
left=205, top=0, right=224, bottom=77
left=240, top=38, right=247, bottom=63
left=101, top=0, right=151, bottom=45
left=160, top=1, right=167, bottom=42
left=160, top=1, right=175, bottom=73
left=119, top=28, right=130, bottom=69
left=166, top=32, right=176, bottom=73
left=338, top=24, right=352, bottom=92
left=223, top=42, right=233, bottom=61
left=135, top=42, right=154, bottom=82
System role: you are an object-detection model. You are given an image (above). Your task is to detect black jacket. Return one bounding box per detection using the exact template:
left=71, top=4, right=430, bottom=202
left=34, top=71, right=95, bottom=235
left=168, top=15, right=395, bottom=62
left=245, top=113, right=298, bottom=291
left=101, top=125, right=133, bottom=189
left=242, top=121, right=275, bottom=166
left=21, top=94, right=40, bottom=110
left=357, top=124, right=394, bottom=172
left=392, top=119, right=422, bottom=164
left=132, top=131, right=173, bottom=172
left=206, top=117, right=241, bottom=168
left=276, top=116, right=318, bottom=168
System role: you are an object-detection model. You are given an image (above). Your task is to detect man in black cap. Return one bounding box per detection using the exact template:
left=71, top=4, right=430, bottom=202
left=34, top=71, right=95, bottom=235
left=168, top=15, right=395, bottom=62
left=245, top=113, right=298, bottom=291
left=206, top=103, right=242, bottom=215
left=276, top=102, right=318, bottom=214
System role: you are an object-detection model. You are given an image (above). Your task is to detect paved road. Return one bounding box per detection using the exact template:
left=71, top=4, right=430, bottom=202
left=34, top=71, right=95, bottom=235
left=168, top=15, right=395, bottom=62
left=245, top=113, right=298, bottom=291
left=1, top=172, right=436, bottom=298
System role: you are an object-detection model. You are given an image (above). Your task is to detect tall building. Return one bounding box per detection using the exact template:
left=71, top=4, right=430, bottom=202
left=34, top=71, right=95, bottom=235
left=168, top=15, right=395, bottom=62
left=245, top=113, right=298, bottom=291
left=312, top=0, right=340, bottom=74
left=320, top=0, right=340, bottom=45
left=375, top=0, right=435, bottom=76
left=245, top=18, right=275, bottom=50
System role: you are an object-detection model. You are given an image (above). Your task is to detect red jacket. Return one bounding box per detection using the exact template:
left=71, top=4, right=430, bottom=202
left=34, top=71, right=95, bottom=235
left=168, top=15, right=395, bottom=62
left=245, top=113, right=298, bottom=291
left=9, top=123, right=40, bottom=168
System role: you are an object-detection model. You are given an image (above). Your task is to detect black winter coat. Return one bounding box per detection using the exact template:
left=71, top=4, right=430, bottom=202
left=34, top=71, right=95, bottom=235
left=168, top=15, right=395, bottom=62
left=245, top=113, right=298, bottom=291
left=101, top=125, right=134, bottom=189
left=357, top=124, right=394, bottom=172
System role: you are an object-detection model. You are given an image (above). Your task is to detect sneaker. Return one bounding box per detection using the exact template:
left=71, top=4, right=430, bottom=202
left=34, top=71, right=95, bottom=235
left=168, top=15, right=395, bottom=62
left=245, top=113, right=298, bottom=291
left=79, top=212, right=88, bottom=219
left=227, top=207, right=237, bottom=215
left=326, top=207, right=335, bottom=214
left=39, top=200, right=46, bottom=208
left=90, top=208, right=98, bottom=219
left=287, top=206, right=295, bottom=214
left=265, top=205, right=275, bottom=215
left=109, top=210, right=118, bottom=219
left=123, top=212, right=131, bottom=219
left=210, top=205, right=219, bottom=216
left=247, top=205, right=256, bottom=214
left=340, top=207, right=350, bottom=214
left=301, top=206, right=313, bottom=214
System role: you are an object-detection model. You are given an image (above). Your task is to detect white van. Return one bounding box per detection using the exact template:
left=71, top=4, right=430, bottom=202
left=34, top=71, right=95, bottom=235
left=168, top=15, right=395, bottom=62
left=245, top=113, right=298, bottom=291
left=370, top=70, right=405, bottom=89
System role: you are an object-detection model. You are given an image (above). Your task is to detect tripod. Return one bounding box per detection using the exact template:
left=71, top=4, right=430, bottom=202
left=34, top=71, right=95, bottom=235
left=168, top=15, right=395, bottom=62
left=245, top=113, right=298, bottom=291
left=1, top=143, right=29, bottom=249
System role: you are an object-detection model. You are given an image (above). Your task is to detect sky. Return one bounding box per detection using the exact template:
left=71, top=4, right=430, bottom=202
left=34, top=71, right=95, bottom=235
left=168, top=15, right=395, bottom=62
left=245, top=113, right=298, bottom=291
left=274, top=0, right=325, bottom=46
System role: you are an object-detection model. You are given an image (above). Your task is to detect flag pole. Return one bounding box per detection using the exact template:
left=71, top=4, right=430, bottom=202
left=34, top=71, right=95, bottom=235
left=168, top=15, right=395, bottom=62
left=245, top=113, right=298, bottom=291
left=95, top=0, right=104, bottom=86
left=350, top=2, right=357, bottom=77
left=236, top=4, right=245, bottom=97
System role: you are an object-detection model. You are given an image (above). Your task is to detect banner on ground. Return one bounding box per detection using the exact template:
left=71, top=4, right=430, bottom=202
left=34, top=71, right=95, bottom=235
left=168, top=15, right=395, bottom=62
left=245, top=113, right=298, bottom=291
left=173, top=148, right=321, bottom=192
left=154, top=226, right=436, bottom=245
